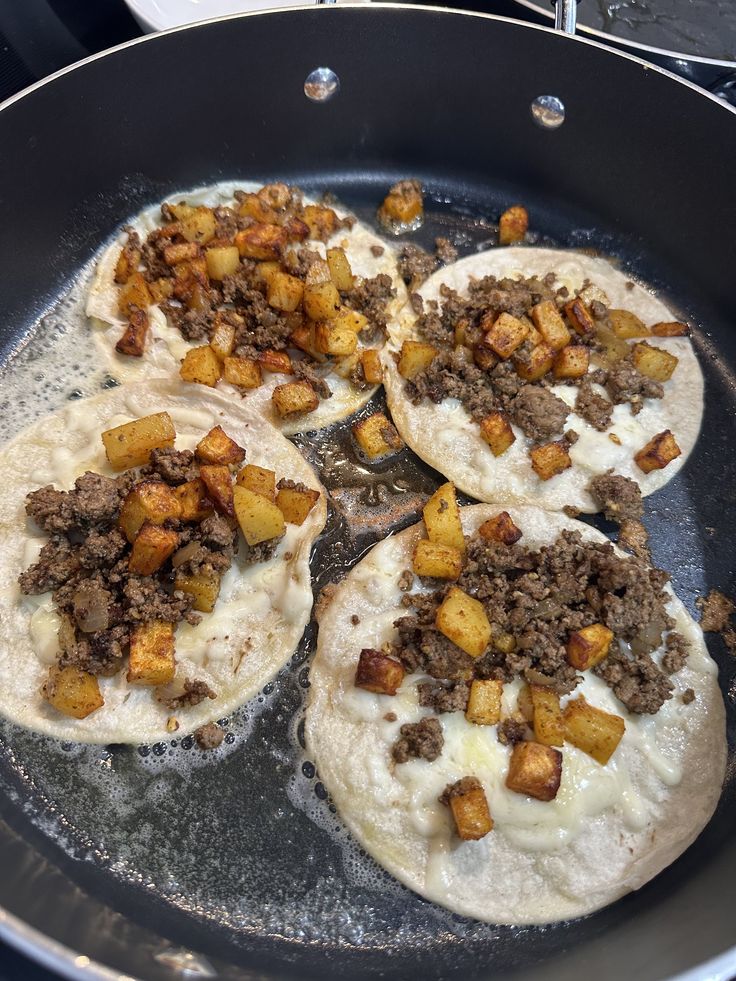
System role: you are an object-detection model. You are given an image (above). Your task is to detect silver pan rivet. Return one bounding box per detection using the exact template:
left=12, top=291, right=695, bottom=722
left=304, top=67, right=340, bottom=102
left=531, top=95, right=565, bottom=129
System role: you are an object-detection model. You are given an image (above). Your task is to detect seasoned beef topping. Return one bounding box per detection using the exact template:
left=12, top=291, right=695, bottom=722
left=697, top=589, right=735, bottom=632
left=398, top=244, right=438, bottom=291
left=575, top=378, right=613, bottom=431
left=605, top=357, right=664, bottom=414
left=588, top=472, right=643, bottom=523
left=594, top=643, right=673, bottom=714
left=149, top=447, right=199, bottom=484
left=418, top=680, right=470, bottom=714
left=157, top=677, right=217, bottom=709
left=439, top=774, right=481, bottom=804
left=510, top=386, right=570, bottom=443
left=391, top=717, right=444, bottom=763
left=195, top=721, right=224, bottom=750
left=496, top=718, right=528, bottom=746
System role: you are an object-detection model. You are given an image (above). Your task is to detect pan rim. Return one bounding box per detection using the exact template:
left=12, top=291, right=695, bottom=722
left=0, top=4, right=734, bottom=978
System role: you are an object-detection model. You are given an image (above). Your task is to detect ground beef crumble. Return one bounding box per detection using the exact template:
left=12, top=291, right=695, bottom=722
left=391, top=717, right=444, bottom=763
left=194, top=722, right=224, bottom=750
left=588, top=471, right=643, bottom=523
left=439, top=775, right=481, bottom=805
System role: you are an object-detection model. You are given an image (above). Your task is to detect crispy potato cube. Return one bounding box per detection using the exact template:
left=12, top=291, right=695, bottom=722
left=333, top=352, right=361, bottom=380
left=436, top=586, right=491, bottom=658
left=352, top=412, right=404, bottom=460
left=127, top=621, right=176, bottom=686
left=267, top=271, right=304, bottom=312
left=44, top=665, right=103, bottom=719
left=304, top=281, right=341, bottom=321
left=564, top=297, right=597, bottom=338
left=175, top=569, right=221, bottom=613
left=236, top=464, right=276, bottom=502
left=531, top=300, right=571, bottom=351
left=180, top=345, right=222, bottom=387
left=478, top=511, right=522, bottom=546
left=378, top=179, right=423, bottom=226
left=361, top=349, right=383, bottom=384
left=553, top=344, right=590, bottom=380
left=199, top=464, right=234, bottom=516
left=276, top=485, right=320, bottom=525
left=326, top=247, right=354, bottom=290
left=174, top=478, right=214, bottom=522
left=272, top=380, right=319, bottom=418
left=563, top=696, right=625, bottom=765
left=205, top=245, right=240, bottom=281
left=115, top=307, right=150, bottom=357
left=235, top=223, right=287, bottom=260
left=330, top=306, right=369, bottom=334
left=302, top=204, right=338, bottom=241
left=257, top=349, right=293, bottom=375
left=305, top=257, right=332, bottom=286
left=129, top=523, right=179, bottom=575
left=117, top=271, right=152, bottom=317
left=486, top=312, right=529, bottom=359
left=652, top=321, right=689, bottom=337
left=164, top=241, right=200, bottom=267
left=514, top=342, right=555, bottom=382
left=465, top=679, right=503, bottom=725
left=118, top=481, right=182, bottom=542
left=566, top=623, right=614, bottom=670
left=530, top=441, right=572, bottom=481
left=114, top=242, right=141, bottom=284
left=233, top=485, right=286, bottom=545
left=517, top=683, right=534, bottom=722
left=448, top=781, right=493, bottom=840
left=506, top=742, right=562, bottom=801
left=473, top=337, right=499, bottom=371
left=397, top=340, right=438, bottom=380
left=423, top=482, right=464, bottom=553
left=354, top=648, right=405, bottom=695
left=237, top=193, right=276, bottom=223
left=209, top=319, right=236, bottom=361
left=530, top=687, right=564, bottom=747
left=412, top=539, right=463, bottom=580
left=315, top=321, right=358, bottom=356
left=634, top=430, right=681, bottom=473
left=222, top=355, right=262, bottom=389
left=284, top=216, right=310, bottom=242
left=178, top=206, right=216, bottom=245
left=256, top=260, right=280, bottom=287
left=631, top=341, right=679, bottom=382
left=498, top=204, right=528, bottom=245
left=102, top=411, right=176, bottom=471
left=479, top=412, right=516, bottom=457
left=148, top=277, right=174, bottom=304
left=609, top=309, right=650, bottom=339
left=195, top=425, right=246, bottom=466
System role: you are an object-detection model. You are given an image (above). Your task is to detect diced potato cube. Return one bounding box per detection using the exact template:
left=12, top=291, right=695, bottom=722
left=175, top=569, right=221, bottom=613
left=315, top=321, right=358, bottom=356
left=531, top=300, right=571, bottom=351
left=326, top=247, right=354, bottom=290
left=514, top=342, right=555, bottom=382
left=473, top=337, right=499, bottom=371
left=236, top=464, right=276, bottom=502
left=235, top=223, right=287, bottom=260
left=199, top=464, right=234, bottom=516
left=530, top=686, right=564, bottom=747
left=517, top=683, right=534, bottom=722
left=423, top=482, right=465, bottom=553
left=237, top=193, right=276, bottom=223
left=412, top=539, right=463, bottom=580
left=267, top=271, right=304, bottom=312
left=257, top=349, right=293, bottom=375
left=563, top=696, right=625, bottom=765
left=195, top=425, right=246, bottom=466
left=222, top=355, right=262, bottom=389
left=378, top=180, right=423, bottom=226
left=493, top=630, right=516, bottom=655
left=127, top=621, right=176, bottom=686
left=118, top=272, right=152, bottom=316
left=352, top=412, right=404, bottom=460
left=129, top=522, right=179, bottom=576
left=118, top=481, right=182, bottom=542
left=631, top=341, right=679, bottom=382
left=477, top=507, right=522, bottom=544
left=506, top=742, right=562, bottom=801
left=256, top=260, right=281, bottom=287
left=634, top=430, right=681, bottom=473
left=178, top=206, right=216, bottom=245
left=148, top=277, right=174, bottom=304
left=233, top=485, right=286, bottom=545
left=465, top=679, right=503, bottom=725
left=553, top=344, right=590, bottom=379
left=102, top=411, right=176, bottom=471
left=609, top=309, right=650, bottom=339
left=530, top=441, right=572, bottom=481
left=498, top=204, right=528, bottom=245
left=302, top=204, right=338, bottom=241
left=272, top=380, right=319, bottom=418
left=652, top=321, right=689, bottom=337
left=479, top=412, right=516, bottom=457
left=180, top=345, right=222, bottom=387
left=304, top=281, right=341, bottom=321
left=205, top=245, right=240, bottom=281
left=305, top=258, right=332, bottom=286
left=209, top=319, right=236, bottom=361
left=361, top=349, right=383, bottom=384
left=115, top=308, right=150, bottom=357
left=566, top=623, right=614, bottom=670
left=448, top=781, right=493, bottom=840
left=354, top=648, right=405, bottom=695
left=284, top=216, right=310, bottom=242
left=436, top=586, right=492, bottom=658
left=276, top=485, right=320, bottom=525
left=398, top=340, right=438, bottom=380
left=330, top=307, right=369, bottom=334
left=44, top=665, right=103, bottom=719
left=164, top=241, right=200, bottom=267
left=486, top=312, right=529, bottom=359
left=564, top=297, right=597, bottom=338
left=114, top=242, right=141, bottom=284
left=174, top=478, right=213, bottom=523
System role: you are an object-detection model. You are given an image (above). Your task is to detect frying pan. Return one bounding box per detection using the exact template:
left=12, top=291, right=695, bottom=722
left=0, top=5, right=735, bottom=979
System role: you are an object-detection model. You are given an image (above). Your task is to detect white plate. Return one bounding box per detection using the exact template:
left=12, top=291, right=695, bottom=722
left=125, top=0, right=368, bottom=32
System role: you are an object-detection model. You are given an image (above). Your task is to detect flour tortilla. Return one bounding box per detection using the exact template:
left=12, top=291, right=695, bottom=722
left=0, top=380, right=327, bottom=744
left=86, top=181, right=407, bottom=436
left=306, top=504, right=725, bottom=924
left=383, top=248, right=703, bottom=512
